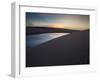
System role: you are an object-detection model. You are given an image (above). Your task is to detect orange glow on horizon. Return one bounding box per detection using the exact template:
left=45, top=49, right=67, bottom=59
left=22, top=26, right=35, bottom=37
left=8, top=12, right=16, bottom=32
left=48, top=23, right=89, bottom=30
left=48, top=23, right=65, bottom=29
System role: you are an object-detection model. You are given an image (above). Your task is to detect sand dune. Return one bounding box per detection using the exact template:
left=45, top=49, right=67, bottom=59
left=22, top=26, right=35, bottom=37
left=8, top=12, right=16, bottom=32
left=26, top=27, right=79, bottom=35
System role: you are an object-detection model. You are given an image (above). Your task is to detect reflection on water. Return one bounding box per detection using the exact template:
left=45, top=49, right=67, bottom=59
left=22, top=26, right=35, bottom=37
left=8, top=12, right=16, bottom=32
left=26, top=33, right=70, bottom=48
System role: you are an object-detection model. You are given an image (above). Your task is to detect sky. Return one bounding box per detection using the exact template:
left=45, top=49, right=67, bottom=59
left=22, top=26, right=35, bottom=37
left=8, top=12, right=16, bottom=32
left=26, top=12, right=89, bottom=30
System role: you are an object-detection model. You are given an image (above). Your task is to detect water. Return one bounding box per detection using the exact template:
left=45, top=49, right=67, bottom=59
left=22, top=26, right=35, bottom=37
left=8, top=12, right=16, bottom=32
left=26, top=33, right=70, bottom=48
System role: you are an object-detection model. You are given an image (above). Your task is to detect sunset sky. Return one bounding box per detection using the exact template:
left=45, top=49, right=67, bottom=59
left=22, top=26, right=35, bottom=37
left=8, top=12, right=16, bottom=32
left=26, top=12, right=89, bottom=30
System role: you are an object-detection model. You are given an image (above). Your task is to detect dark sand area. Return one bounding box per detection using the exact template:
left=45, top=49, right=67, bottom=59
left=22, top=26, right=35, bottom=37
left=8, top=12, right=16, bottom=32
left=26, top=30, right=89, bottom=67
